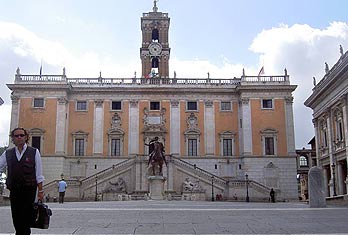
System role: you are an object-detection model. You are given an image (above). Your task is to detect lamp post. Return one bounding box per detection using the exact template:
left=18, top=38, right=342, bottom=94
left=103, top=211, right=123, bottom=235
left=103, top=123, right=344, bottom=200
left=95, top=175, right=98, bottom=201
left=211, top=176, right=214, bottom=201
left=245, top=173, right=250, bottom=202
left=331, top=163, right=337, bottom=196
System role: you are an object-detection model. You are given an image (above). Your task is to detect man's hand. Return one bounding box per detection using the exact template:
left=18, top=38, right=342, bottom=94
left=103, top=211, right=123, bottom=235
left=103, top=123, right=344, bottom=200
left=38, top=191, right=44, bottom=201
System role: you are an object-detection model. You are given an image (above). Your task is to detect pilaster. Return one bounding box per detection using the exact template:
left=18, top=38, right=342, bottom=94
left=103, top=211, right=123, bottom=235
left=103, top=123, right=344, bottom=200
left=285, top=96, right=296, bottom=155
left=240, top=98, right=252, bottom=155
left=170, top=100, right=180, bottom=155
left=129, top=100, right=139, bottom=154
left=204, top=100, right=215, bottom=155
left=55, top=97, right=68, bottom=154
left=93, top=100, right=104, bottom=155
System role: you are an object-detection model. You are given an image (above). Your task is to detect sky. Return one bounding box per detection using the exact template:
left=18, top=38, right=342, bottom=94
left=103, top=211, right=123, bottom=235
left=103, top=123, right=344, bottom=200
left=0, top=0, right=348, bottom=148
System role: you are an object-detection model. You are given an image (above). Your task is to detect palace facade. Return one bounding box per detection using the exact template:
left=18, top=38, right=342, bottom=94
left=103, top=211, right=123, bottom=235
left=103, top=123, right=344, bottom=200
left=305, top=47, right=348, bottom=198
left=6, top=3, right=298, bottom=201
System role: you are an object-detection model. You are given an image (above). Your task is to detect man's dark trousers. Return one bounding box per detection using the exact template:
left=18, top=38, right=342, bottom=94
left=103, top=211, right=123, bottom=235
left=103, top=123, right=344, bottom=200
left=10, top=187, right=36, bottom=235
left=59, top=191, right=65, bottom=203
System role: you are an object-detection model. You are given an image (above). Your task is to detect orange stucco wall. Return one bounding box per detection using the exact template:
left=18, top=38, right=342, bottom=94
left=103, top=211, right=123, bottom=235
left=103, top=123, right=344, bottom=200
left=67, top=101, right=94, bottom=156
left=251, top=99, right=287, bottom=156
left=214, top=101, right=239, bottom=156
left=102, top=100, right=129, bottom=156
left=19, top=98, right=57, bottom=155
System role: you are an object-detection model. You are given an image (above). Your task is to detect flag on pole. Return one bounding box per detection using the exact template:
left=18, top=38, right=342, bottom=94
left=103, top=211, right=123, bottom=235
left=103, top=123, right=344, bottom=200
left=258, top=66, right=264, bottom=76
left=39, top=59, right=42, bottom=77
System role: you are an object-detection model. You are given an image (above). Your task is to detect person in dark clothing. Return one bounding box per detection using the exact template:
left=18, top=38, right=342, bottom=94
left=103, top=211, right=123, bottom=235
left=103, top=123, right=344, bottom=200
left=270, top=188, right=275, bottom=203
left=0, top=127, right=45, bottom=235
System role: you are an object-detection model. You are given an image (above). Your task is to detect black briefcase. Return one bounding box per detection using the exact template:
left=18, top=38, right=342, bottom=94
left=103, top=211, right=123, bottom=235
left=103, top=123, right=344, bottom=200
left=31, top=201, right=52, bottom=229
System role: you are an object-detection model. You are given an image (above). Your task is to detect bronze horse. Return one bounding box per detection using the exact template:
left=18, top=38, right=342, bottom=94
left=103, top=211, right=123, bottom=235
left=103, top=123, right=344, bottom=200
left=148, top=141, right=167, bottom=175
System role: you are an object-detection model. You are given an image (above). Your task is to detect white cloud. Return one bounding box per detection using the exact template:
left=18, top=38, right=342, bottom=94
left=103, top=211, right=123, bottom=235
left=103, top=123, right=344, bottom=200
left=0, top=105, right=11, bottom=146
left=1, top=21, right=348, bottom=148
left=250, top=21, right=348, bottom=147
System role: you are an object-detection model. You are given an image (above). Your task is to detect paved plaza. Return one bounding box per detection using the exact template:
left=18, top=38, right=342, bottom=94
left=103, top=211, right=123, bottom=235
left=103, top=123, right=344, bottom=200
left=0, top=200, right=348, bottom=235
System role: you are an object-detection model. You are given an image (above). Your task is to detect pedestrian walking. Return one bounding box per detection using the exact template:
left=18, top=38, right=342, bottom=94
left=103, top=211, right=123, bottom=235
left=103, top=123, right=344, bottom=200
left=270, top=188, right=275, bottom=202
left=0, top=127, right=45, bottom=235
left=58, top=178, right=67, bottom=203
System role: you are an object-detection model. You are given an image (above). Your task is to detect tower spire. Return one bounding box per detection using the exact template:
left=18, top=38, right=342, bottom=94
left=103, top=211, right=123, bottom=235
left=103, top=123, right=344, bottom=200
left=153, top=0, right=158, bottom=12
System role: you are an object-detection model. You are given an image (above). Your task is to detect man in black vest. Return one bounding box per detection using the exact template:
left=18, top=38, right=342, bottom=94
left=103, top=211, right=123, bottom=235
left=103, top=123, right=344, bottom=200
left=0, top=127, right=44, bottom=235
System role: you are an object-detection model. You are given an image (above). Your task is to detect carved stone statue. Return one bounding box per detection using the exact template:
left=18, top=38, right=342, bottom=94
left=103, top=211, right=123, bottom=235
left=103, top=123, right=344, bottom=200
left=340, top=45, right=344, bottom=56
left=183, top=177, right=205, bottom=192
left=103, top=177, right=127, bottom=193
left=183, top=177, right=194, bottom=191
left=313, top=77, right=316, bottom=86
left=325, top=62, right=329, bottom=74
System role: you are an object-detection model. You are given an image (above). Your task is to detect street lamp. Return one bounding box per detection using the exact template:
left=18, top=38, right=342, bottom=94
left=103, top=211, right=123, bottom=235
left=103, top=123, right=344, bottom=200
left=211, top=176, right=215, bottom=201
left=95, top=175, right=98, bottom=201
left=245, top=173, right=250, bottom=202
left=331, top=163, right=337, bottom=196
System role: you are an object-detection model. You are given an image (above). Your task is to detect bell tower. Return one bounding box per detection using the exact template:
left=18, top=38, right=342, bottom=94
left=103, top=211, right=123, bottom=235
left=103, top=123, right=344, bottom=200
left=140, top=0, right=170, bottom=78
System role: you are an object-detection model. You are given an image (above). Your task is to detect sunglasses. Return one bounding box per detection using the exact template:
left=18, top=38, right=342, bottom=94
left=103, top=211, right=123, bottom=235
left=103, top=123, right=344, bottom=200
left=14, top=134, right=26, bottom=138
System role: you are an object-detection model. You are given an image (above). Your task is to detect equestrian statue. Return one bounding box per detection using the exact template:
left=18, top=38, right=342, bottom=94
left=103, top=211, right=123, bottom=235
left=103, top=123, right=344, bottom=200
left=145, top=137, right=167, bottom=176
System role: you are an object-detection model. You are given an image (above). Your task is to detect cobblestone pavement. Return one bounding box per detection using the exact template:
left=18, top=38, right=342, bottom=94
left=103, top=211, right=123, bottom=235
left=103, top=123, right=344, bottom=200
left=1, top=200, right=348, bottom=234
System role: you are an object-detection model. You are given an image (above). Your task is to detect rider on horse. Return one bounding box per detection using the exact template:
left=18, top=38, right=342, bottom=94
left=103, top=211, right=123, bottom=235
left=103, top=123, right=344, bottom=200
left=146, top=137, right=167, bottom=166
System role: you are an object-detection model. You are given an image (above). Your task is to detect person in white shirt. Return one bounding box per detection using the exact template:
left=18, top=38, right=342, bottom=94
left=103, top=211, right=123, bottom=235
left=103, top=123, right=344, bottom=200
left=0, top=127, right=44, bottom=235
left=58, top=178, right=67, bottom=203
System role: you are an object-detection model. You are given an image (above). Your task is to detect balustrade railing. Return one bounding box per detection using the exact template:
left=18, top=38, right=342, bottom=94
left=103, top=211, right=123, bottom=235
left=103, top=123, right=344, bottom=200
left=171, top=156, right=228, bottom=187
left=14, top=74, right=290, bottom=86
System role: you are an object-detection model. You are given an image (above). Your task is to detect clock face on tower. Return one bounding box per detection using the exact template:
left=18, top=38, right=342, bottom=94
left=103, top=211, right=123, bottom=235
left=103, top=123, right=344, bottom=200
left=148, top=42, right=162, bottom=56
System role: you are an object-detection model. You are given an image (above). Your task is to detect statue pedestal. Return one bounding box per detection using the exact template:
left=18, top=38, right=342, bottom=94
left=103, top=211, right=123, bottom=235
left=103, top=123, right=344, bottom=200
left=182, top=192, right=206, bottom=201
left=148, top=176, right=165, bottom=200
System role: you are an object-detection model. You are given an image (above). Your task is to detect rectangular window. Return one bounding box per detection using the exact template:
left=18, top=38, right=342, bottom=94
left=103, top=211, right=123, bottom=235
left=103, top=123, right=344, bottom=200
left=33, top=98, right=44, bottom=108
left=187, top=101, right=198, bottom=111
left=188, top=139, right=197, bottom=156
left=75, top=139, right=85, bottom=156
left=265, top=137, right=275, bottom=155
left=150, top=101, right=160, bottom=110
left=31, top=136, right=41, bottom=152
left=262, top=99, right=273, bottom=109
left=111, top=101, right=122, bottom=110
left=111, top=139, right=121, bottom=156
left=76, top=101, right=87, bottom=111
left=221, top=101, right=232, bottom=111
left=223, top=139, right=232, bottom=156
left=338, top=122, right=343, bottom=141
left=323, top=131, right=328, bottom=147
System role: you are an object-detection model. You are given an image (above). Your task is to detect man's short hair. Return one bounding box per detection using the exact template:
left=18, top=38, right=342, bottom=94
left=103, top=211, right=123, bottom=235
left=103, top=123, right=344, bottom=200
left=10, top=127, right=30, bottom=144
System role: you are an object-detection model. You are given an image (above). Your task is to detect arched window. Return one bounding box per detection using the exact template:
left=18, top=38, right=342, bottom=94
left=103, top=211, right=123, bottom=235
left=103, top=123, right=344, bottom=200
left=152, top=58, right=159, bottom=68
left=152, top=29, right=159, bottom=42
left=299, top=156, right=308, bottom=167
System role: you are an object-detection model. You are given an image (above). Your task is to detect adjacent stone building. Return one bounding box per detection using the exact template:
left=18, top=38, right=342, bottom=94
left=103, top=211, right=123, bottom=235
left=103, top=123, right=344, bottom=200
left=305, top=46, right=348, bottom=197
left=6, top=2, right=298, bottom=201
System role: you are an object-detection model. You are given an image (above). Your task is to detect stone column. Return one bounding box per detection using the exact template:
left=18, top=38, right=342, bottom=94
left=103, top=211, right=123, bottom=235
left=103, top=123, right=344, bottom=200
left=285, top=96, right=296, bottom=155
left=170, top=100, right=180, bottom=155
left=55, top=97, right=68, bottom=154
left=135, top=156, right=142, bottom=191
left=337, top=162, right=344, bottom=195
left=313, top=119, right=320, bottom=166
left=93, top=100, right=104, bottom=155
left=239, top=98, right=252, bottom=155
left=326, top=111, right=335, bottom=196
left=166, top=156, right=174, bottom=192
left=341, top=96, right=348, bottom=191
left=323, top=167, right=329, bottom=197
left=7, top=95, right=20, bottom=147
left=204, top=100, right=215, bottom=155
left=129, top=101, right=139, bottom=154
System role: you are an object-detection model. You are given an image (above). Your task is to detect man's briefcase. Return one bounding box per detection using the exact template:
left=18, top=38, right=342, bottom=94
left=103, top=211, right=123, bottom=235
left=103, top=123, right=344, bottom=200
left=31, top=201, right=52, bottom=229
